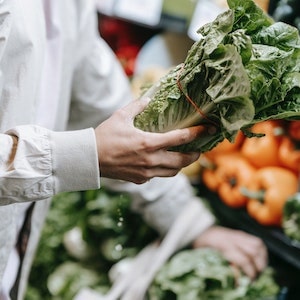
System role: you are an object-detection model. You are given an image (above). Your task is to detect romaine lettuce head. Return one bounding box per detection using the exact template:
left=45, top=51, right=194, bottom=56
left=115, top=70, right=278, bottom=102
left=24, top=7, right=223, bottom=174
left=134, top=9, right=254, bottom=153
left=134, top=0, right=300, bottom=153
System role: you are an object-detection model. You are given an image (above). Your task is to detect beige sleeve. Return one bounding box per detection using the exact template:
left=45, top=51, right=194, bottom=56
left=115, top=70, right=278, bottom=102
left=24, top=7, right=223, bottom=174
left=0, top=125, right=100, bottom=205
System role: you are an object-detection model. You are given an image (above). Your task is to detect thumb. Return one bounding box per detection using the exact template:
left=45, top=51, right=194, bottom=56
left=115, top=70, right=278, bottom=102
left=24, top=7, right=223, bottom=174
left=122, top=84, right=159, bottom=118
left=121, top=97, right=150, bottom=119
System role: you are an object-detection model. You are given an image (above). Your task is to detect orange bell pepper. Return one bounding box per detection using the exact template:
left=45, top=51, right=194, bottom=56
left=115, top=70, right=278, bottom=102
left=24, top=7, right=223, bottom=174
left=244, top=167, right=298, bottom=226
left=202, top=153, right=256, bottom=208
left=214, top=154, right=256, bottom=208
left=201, top=167, right=220, bottom=192
left=201, top=152, right=241, bottom=192
left=278, top=136, right=300, bottom=173
left=204, top=131, right=245, bottom=161
left=241, top=120, right=284, bottom=168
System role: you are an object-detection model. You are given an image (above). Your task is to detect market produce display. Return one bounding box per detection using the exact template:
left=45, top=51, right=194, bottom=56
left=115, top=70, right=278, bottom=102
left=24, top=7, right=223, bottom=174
left=148, top=248, right=279, bottom=300
left=25, top=189, right=158, bottom=299
left=25, top=0, right=300, bottom=298
left=134, top=0, right=300, bottom=153
left=201, top=119, right=299, bottom=227
left=244, top=166, right=298, bottom=226
left=25, top=188, right=281, bottom=300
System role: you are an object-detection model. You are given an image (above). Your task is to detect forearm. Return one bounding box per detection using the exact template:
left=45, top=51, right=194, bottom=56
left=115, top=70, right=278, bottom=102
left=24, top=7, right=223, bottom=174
left=0, top=125, right=100, bottom=205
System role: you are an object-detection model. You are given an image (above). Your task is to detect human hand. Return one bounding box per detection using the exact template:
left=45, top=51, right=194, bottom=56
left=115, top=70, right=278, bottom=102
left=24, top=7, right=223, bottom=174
left=95, top=98, right=205, bottom=184
left=192, top=226, right=268, bottom=280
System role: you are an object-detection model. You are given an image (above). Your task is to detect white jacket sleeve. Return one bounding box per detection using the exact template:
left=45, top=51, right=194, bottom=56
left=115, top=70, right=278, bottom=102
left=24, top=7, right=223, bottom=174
left=0, top=125, right=100, bottom=205
left=101, top=174, right=216, bottom=237
left=0, top=0, right=115, bottom=205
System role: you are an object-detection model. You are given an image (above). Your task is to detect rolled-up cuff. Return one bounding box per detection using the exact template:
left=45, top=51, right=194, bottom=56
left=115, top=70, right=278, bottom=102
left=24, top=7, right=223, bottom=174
left=51, top=128, right=100, bottom=193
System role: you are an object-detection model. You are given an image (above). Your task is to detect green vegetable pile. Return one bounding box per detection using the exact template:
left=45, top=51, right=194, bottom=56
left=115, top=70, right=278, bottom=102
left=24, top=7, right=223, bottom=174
left=283, top=192, right=300, bottom=243
left=134, top=0, right=300, bottom=152
left=26, top=189, right=280, bottom=300
left=148, top=248, right=279, bottom=300
left=25, top=189, right=158, bottom=300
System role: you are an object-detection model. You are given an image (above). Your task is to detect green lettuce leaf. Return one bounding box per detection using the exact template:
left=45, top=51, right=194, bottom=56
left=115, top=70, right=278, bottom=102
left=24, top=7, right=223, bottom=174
left=134, top=0, right=300, bottom=152
left=134, top=9, right=253, bottom=152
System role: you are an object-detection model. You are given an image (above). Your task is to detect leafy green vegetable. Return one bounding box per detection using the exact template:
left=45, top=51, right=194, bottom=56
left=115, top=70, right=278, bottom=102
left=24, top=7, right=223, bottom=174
left=47, top=262, right=103, bottom=299
left=25, top=192, right=85, bottom=300
left=26, top=188, right=158, bottom=300
left=148, top=248, right=280, bottom=300
left=27, top=189, right=280, bottom=300
left=134, top=0, right=300, bottom=153
left=283, top=193, right=300, bottom=243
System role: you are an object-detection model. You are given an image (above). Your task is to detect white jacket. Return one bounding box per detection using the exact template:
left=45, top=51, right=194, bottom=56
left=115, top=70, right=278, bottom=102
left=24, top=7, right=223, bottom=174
left=0, top=1, right=214, bottom=299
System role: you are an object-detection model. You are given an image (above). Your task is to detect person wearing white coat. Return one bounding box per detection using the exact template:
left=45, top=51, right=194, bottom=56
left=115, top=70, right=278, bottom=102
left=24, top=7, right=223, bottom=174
left=0, top=1, right=267, bottom=299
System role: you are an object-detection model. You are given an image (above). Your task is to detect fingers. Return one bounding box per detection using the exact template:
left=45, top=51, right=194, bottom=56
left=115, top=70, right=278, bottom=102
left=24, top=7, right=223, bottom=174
left=122, top=99, right=217, bottom=152
left=145, top=125, right=212, bottom=151
left=154, top=150, right=200, bottom=169
left=227, top=233, right=268, bottom=279
left=132, top=152, right=200, bottom=183
left=195, top=227, right=268, bottom=280
left=236, top=235, right=268, bottom=277
left=231, top=252, right=262, bottom=280
left=167, top=126, right=206, bottom=147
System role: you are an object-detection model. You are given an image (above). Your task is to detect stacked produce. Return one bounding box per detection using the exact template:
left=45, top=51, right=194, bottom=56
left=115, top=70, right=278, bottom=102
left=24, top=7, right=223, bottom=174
left=200, top=119, right=299, bottom=229
left=25, top=189, right=158, bottom=299
left=26, top=188, right=280, bottom=300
